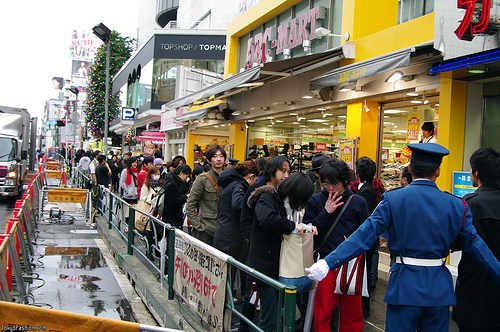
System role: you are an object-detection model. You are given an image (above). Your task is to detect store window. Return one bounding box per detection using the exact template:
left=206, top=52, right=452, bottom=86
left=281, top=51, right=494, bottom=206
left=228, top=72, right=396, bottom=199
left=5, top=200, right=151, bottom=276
left=397, top=0, right=434, bottom=24
left=483, top=96, right=500, bottom=150
left=246, top=108, right=346, bottom=172
left=152, top=59, right=224, bottom=103
left=380, top=100, right=438, bottom=189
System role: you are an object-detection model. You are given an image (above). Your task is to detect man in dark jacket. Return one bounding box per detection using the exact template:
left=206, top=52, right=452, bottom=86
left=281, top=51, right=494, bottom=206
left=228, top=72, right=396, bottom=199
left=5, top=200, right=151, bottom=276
left=354, top=156, right=378, bottom=317
left=453, top=147, right=500, bottom=331
left=162, top=164, right=191, bottom=228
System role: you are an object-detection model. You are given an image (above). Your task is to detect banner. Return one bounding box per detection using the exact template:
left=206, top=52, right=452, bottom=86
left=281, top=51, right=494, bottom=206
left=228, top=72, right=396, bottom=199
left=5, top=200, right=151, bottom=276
left=406, top=113, right=421, bottom=141
left=174, top=230, right=230, bottom=332
left=340, top=140, right=355, bottom=169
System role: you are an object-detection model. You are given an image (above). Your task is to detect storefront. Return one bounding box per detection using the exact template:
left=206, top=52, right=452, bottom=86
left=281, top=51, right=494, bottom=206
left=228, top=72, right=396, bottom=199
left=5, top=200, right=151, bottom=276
left=110, top=29, right=226, bottom=157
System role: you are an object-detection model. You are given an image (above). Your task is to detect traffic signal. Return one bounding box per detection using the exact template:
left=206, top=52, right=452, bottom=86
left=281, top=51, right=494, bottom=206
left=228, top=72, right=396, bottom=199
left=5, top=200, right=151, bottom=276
left=56, top=120, right=66, bottom=127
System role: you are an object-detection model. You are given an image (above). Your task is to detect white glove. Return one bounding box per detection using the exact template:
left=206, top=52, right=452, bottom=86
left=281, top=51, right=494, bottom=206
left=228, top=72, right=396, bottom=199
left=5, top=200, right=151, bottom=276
left=305, top=259, right=330, bottom=282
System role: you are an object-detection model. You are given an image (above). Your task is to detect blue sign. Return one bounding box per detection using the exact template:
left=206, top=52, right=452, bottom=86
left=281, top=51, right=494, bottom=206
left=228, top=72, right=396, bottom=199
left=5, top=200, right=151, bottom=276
left=122, top=107, right=136, bottom=121
left=452, top=171, right=476, bottom=198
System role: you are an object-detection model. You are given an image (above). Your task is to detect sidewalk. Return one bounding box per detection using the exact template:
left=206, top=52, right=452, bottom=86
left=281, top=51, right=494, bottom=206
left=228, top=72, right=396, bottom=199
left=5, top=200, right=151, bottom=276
left=28, top=191, right=156, bottom=325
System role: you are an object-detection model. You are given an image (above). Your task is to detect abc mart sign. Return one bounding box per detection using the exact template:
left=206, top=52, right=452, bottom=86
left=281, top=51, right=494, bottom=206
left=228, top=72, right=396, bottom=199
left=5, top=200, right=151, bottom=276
left=244, top=5, right=326, bottom=69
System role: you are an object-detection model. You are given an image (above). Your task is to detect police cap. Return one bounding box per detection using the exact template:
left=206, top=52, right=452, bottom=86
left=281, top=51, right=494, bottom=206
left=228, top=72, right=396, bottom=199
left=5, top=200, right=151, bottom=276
left=408, top=143, right=449, bottom=165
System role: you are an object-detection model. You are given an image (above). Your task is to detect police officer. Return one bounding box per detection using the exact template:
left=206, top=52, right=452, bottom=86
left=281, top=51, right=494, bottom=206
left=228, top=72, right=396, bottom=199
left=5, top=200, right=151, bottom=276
left=306, top=143, right=500, bottom=332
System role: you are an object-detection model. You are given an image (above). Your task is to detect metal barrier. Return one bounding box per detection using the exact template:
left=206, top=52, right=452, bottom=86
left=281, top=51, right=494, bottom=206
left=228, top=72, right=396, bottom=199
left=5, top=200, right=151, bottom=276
left=84, top=175, right=297, bottom=332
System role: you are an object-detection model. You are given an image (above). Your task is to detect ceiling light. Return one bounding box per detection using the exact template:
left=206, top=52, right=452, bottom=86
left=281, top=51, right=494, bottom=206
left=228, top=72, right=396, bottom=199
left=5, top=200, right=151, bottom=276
left=232, top=111, right=241, bottom=116
left=220, top=124, right=225, bottom=126
left=324, top=113, right=333, bottom=116
left=411, top=99, right=423, bottom=104
left=406, top=92, right=419, bottom=97
left=308, top=119, right=329, bottom=122
left=339, top=85, right=352, bottom=92
left=384, top=109, right=405, bottom=114
left=469, top=66, right=487, bottom=74
left=214, top=125, right=219, bottom=128
left=289, top=112, right=297, bottom=116
left=338, top=115, right=347, bottom=118
left=266, top=116, right=274, bottom=119
left=322, top=111, right=326, bottom=118
left=292, top=122, right=299, bottom=124
left=386, top=70, right=404, bottom=83
left=298, top=117, right=306, bottom=121
left=276, top=120, right=283, bottom=123
left=317, top=107, right=327, bottom=111
left=247, top=119, right=255, bottom=123
left=302, top=95, right=313, bottom=99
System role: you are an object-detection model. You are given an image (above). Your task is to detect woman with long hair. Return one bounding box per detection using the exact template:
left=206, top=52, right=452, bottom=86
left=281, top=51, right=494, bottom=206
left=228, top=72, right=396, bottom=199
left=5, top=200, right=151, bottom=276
left=304, top=159, right=369, bottom=332
left=119, top=156, right=139, bottom=204
left=246, top=172, right=313, bottom=332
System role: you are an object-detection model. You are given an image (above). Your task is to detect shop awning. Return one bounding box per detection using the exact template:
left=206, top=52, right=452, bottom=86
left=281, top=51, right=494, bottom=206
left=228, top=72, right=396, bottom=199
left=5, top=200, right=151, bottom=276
left=163, top=45, right=350, bottom=111
left=309, top=47, right=415, bottom=89
left=135, top=131, right=166, bottom=141
left=173, top=106, right=213, bottom=123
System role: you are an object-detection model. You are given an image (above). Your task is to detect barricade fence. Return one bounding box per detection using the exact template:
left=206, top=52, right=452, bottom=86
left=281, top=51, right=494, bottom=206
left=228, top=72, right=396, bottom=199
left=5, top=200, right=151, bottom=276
left=80, top=168, right=297, bottom=332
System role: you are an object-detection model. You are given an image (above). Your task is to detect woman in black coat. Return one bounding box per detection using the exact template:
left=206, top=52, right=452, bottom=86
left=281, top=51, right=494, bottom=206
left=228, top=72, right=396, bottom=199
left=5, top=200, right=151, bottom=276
left=214, top=160, right=259, bottom=257
left=161, top=164, right=191, bottom=227
left=246, top=172, right=313, bottom=332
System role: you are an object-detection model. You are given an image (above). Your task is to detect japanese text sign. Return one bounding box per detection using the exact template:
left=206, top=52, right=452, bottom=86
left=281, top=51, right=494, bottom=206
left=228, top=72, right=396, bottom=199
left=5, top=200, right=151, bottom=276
left=452, top=171, right=476, bottom=197
left=174, top=230, right=229, bottom=332
left=406, top=113, right=421, bottom=141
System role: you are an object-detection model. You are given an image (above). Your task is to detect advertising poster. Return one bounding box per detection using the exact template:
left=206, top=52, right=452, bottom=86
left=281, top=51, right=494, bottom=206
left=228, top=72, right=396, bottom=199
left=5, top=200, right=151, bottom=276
left=340, top=140, right=354, bottom=169
left=254, top=138, right=264, bottom=145
left=332, top=129, right=339, bottom=144
left=174, top=230, right=229, bottom=332
left=406, top=113, right=421, bottom=141
left=452, top=171, right=476, bottom=197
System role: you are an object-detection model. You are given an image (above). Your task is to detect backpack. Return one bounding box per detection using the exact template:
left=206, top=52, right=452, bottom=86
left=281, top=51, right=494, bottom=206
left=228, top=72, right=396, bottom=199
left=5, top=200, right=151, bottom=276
left=150, top=187, right=166, bottom=217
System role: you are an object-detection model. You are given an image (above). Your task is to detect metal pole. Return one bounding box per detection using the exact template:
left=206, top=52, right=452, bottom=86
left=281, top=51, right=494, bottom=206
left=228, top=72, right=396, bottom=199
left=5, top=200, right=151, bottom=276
left=104, top=40, right=110, bottom=154
left=128, top=206, right=135, bottom=255
left=167, top=227, right=175, bottom=300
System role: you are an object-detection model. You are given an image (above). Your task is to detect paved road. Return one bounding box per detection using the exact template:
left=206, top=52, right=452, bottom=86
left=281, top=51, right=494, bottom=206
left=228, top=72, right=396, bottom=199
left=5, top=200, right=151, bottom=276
left=0, top=196, right=15, bottom=233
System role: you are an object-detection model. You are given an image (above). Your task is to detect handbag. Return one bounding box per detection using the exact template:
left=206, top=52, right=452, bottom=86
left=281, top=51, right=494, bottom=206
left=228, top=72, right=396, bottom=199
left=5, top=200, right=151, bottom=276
left=135, top=199, right=152, bottom=232
left=279, top=231, right=315, bottom=293
left=334, top=253, right=369, bottom=297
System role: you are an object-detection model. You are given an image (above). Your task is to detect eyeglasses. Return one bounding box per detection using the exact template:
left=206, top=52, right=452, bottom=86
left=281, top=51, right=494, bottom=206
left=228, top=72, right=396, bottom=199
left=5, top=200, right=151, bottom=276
left=322, top=182, right=339, bottom=188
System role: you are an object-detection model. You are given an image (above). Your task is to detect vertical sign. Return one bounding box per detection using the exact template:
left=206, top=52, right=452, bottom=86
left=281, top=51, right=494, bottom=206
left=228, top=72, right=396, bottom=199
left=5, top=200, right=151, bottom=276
left=434, top=104, right=439, bottom=121
left=340, top=140, right=354, bottom=169
left=406, top=113, right=421, bottom=141
left=174, top=231, right=229, bottom=332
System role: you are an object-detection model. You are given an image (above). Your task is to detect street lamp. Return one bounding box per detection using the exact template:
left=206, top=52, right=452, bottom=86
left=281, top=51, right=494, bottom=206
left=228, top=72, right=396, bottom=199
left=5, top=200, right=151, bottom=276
left=92, top=23, right=112, bottom=154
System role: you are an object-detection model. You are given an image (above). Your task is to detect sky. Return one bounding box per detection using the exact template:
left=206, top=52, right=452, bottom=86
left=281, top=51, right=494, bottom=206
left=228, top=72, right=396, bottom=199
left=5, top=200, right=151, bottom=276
left=0, top=0, right=139, bottom=120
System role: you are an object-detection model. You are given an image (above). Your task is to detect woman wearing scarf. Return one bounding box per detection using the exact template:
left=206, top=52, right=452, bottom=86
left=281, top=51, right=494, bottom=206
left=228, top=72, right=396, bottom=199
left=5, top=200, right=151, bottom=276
left=120, top=157, right=139, bottom=204
left=136, top=166, right=164, bottom=233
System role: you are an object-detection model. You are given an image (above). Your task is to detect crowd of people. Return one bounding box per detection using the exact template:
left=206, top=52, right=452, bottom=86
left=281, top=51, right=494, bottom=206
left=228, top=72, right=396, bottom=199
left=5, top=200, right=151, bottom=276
left=70, top=142, right=500, bottom=332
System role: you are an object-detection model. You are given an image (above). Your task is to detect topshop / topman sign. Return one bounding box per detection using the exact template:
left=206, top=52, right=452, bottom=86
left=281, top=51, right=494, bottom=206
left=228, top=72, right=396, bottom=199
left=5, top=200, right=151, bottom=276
left=244, top=5, right=327, bottom=69
left=154, top=35, right=226, bottom=60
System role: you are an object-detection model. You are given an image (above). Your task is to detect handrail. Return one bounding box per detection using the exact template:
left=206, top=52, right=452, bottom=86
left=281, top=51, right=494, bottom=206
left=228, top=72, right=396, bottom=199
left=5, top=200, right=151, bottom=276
left=73, top=168, right=297, bottom=331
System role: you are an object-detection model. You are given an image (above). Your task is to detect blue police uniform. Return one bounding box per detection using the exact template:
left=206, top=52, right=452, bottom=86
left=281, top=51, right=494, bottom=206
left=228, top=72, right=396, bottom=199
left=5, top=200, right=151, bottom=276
left=319, top=144, right=500, bottom=331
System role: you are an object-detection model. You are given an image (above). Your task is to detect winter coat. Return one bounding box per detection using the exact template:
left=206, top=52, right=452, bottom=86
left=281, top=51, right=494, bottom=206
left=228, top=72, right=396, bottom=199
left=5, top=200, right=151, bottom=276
left=246, top=185, right=295, bottom=279
left=162, top=173, right=189, bottom=227
left=453, top=186, right=500, bottom=329
left=119, top=168, right=138, bottom=200
left=185, top=168, right=220, bottom=236
left=240, top=178, right=267, bottom=240
left=303, top=187, right=369, bottom=258
left=214, top=168, right=250, bottom=256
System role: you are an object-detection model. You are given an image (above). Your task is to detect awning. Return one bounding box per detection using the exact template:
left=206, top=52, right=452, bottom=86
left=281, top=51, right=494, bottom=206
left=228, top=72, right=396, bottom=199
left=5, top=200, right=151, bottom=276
left=164, top=46, right=349, bottom=111
left=310, top=47, right=415, bottom=89
left=173, top=106, right=212, bottom=123
left=135, top=131, right=166, bottom=141
left=164, top=66, right=261, bottom=111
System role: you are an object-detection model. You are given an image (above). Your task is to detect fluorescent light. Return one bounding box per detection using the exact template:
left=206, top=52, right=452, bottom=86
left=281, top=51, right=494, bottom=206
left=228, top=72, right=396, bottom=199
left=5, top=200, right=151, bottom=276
left=247, top=120, right=255, bottom=123
left=276, top=120, right=283, bottom=123
left=317, top=108, right=327, bottom=111
left=266, top=116, right=274, bottom=119
left=411, top=99, right=423, bottom=104
left=406, top=92, right=419, bottom=97
left=324, top=113, right=333, bottom=116
left=338, top=115, right=347, bottom=118
left=302, top=95, right=313, bottom=99
left=384, top=109, right=405, bottom=114
left=214, top=125, right=219, bottom=128
left=292, top=122, right=300, bottom=124
left=308, top=119, right=329, bottom=122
